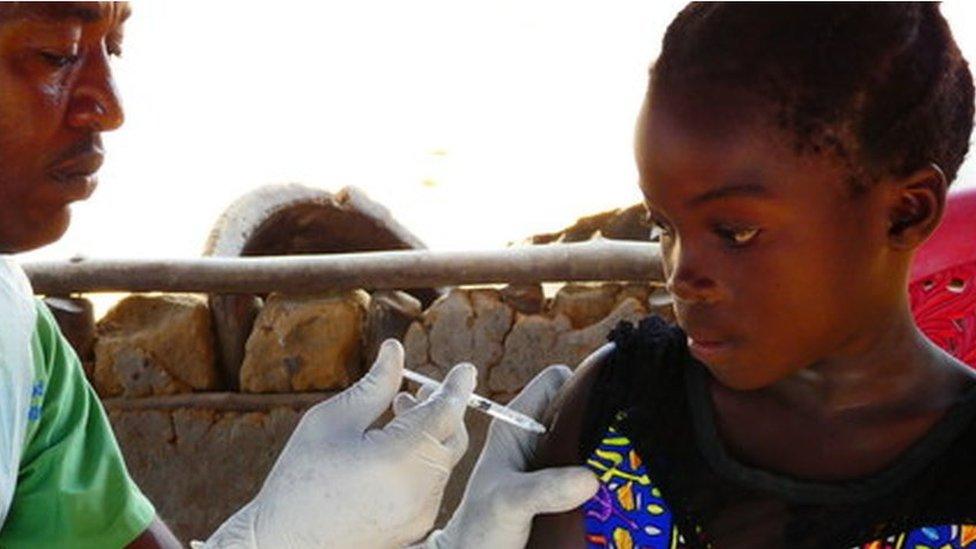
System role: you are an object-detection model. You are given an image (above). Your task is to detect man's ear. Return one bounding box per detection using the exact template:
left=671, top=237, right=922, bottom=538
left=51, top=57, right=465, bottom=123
left=886, top=163, right=947, bottom=251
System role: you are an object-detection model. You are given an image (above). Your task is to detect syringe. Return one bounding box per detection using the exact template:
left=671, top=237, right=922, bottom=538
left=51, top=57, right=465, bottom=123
left=402, top=368, right=547, bottom=434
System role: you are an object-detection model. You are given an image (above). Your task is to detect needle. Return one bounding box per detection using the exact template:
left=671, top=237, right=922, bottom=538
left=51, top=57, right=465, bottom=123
left=403, top=368, right=547, bottom=434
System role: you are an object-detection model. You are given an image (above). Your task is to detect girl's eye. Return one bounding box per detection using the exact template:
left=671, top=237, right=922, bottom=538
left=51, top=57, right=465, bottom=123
left=648, top=221, right=673, bottom=243
left=649, top=224, right=663, bottom=242
left=715, top=225, right=761, bottom=247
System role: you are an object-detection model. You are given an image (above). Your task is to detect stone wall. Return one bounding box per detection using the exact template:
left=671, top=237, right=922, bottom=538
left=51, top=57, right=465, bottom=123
left=55, top=279, right=670, bottom=542
left=106, top=402, right=306, bottom=540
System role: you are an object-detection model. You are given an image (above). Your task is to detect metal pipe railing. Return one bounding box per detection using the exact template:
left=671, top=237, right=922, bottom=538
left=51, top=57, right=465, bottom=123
left=23, top=241, right=663, bottom=295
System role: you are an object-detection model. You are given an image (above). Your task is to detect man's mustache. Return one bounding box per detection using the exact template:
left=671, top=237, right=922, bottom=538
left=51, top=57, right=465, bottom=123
left=49, top=135, right=104, bottom=167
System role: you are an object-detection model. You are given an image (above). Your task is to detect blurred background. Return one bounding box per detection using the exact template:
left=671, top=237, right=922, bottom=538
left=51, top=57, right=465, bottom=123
left=21, top=0, right=976, bottom=262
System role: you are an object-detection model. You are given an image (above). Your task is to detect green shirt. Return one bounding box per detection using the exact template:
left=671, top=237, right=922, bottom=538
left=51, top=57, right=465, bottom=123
left=0, top=302, right=156, bottom=548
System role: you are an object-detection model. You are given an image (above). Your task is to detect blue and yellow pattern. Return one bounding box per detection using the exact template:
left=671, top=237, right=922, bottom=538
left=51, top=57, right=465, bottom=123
left=856, top=524, right=976, bottom=548
left=582, top=425, right=686, bottom=549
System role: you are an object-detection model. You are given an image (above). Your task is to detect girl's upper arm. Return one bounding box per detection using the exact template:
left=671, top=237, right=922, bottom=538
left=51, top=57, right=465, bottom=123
left=526, top=342, right=615, bottom=548
left=535, top=342, right=615, bottom=467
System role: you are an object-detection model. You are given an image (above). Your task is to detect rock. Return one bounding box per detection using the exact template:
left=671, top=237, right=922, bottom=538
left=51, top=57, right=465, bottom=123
left=425, top=291, right=476, bottom=376
left=43, top=295, right=95, bottom=362
left=204, top=183, right=442, bottom=389
left=490, top=297, right=648, bottom=394
left=550, top=283, right=622, bottom=329
left=553, top=297, right=648, bottom=367
left=500, top=283, right=545, bottom=315
left=422, top=289, right=514, bottom=387
left=490, top=314, right=573, bottom=394
left=616, top=283, right=651, bottom=308
left=470, top=290, right=514, bottom=376
left=365, top=290, right=422, bottom=364
left=600, top=203, right=653, bottom=241
left=403, top=321, right=436, bottom=377
left=93, top=294, right=219, bottom=397
left=240, top=290, right=369, bottom=392
left=525, top=203, right=650, bottom=244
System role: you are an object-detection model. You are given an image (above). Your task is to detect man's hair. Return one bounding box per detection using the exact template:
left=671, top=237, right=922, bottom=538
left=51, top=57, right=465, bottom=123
left=0, top=3, right=124, bottom=24
left=651, top=3, right=975, bottom=190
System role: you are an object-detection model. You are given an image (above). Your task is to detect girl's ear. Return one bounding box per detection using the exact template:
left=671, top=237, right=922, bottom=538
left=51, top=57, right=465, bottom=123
left=886, top=163, right=948, bottom=251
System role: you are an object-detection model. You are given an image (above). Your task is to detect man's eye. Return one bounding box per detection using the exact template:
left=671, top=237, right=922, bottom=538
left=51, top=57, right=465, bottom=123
left=715, top=225, right=761, bottom=247
left=40, top=51, right=80, bottom=68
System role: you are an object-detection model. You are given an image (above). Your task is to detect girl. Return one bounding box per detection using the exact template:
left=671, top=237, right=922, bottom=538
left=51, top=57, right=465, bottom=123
left=528, top=4, right=975, bottom=548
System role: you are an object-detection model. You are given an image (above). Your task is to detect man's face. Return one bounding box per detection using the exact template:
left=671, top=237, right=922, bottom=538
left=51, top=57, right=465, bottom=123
left=0, top=2, right=128, bottom=253
left=636, top=89, right=897, bottom=391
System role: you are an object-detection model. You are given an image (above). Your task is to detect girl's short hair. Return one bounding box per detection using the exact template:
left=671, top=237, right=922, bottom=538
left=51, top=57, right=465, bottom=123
left=651, top=3, right=974, bottom=190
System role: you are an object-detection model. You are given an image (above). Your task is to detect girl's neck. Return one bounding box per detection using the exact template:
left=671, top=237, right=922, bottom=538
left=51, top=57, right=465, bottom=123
left=759, top=309, right=972, bottom=421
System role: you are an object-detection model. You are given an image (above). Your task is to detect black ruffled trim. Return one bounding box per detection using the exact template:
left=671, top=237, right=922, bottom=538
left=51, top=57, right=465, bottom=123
left=578, top=314, right=690, bottom=461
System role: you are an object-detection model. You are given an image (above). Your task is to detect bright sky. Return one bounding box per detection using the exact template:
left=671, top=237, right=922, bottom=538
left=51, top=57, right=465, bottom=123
left=21, top=0, right=976, bottom=268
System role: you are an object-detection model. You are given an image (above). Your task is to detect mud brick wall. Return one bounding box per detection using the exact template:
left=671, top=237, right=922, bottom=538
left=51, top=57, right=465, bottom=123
left=105, top=400, right=310, bottom=540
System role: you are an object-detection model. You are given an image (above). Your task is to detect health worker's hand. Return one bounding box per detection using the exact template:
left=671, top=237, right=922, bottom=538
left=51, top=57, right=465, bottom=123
left=195, top=339, right=476, bottom=549
left=414, top=365, right=599, bottom=549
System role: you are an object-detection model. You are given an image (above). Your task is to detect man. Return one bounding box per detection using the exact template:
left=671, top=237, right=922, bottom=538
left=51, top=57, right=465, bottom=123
left=0, top=3, right=597, bottom=547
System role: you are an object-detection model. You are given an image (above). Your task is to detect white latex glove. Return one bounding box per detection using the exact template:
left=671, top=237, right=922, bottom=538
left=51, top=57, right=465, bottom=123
left=196, top=339, right=476, bottom=549
left=411, top=365, right=599, bottom=549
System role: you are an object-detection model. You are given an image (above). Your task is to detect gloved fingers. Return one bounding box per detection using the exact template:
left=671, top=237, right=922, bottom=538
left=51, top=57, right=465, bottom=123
left=309, top=338, right=405, bottom=433
left=480, top=365, right=573, bottom=467
left=442, top=420, right=470, bottom=465
left=395, top=376, right=437, bottom=416
left=508, top=467, right=599, bottom=516
left=387, top=362, right=476, bottom=445
left=407, top=419, right=469, bottom=474
left=416, top=382, right=437, bottom=402
left=393, top=383, right=468, bottom=463
left=507, top=364, right=573, bottom=418
left=393, top=376, right=437, bottom=415
left=393, top=391, right=419, bottom=416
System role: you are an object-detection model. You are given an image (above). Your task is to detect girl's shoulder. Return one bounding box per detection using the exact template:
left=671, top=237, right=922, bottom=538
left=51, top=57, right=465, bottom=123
left=534, top=314, right=690, bottom=469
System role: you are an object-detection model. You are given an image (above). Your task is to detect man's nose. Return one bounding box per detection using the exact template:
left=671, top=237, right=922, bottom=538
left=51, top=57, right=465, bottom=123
left=664, top=239, right=722, bottom=305
left=66, top=48, right=124, bottom=132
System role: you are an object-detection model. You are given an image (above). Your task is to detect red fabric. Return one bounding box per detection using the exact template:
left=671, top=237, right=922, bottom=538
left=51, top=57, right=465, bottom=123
left=909, top=188, right=976, bottom=367
left=910, top=188, right=976, bottom=282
